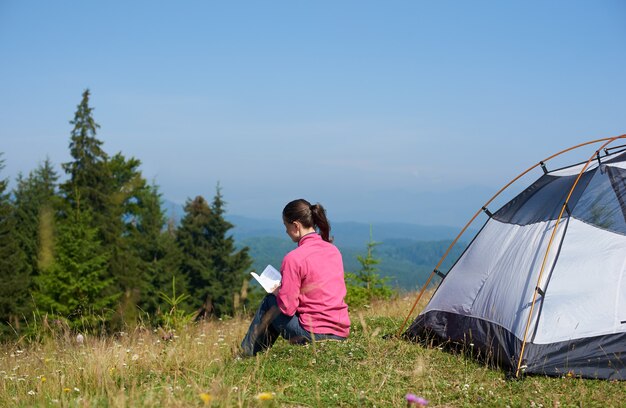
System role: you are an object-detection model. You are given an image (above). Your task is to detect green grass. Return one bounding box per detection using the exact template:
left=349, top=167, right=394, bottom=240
left=1, top=296, right=624, bottom=407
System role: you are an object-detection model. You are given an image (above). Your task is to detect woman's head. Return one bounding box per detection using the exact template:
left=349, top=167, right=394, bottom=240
left=282, top=199, right=332, bottom=243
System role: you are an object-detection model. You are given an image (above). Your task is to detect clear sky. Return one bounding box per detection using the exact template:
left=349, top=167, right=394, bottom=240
left=1, top=1, right=625, bottom=226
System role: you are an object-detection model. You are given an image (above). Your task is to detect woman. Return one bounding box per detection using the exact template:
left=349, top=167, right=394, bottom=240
left=240, top=199, right=350, bottom=356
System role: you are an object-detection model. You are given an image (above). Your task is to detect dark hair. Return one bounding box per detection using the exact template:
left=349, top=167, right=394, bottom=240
left=282, top=199, right=332, bottom=243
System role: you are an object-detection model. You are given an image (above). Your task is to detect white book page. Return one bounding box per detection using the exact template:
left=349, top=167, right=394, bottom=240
left=250, top=264, right=281, bottom=293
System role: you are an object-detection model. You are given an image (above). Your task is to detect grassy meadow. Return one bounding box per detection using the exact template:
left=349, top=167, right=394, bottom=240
left=1, top=295, right=624, bottom=407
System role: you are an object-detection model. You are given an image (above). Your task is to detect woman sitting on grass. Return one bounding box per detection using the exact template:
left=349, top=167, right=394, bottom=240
left=240, top=199, right=351, bottom=356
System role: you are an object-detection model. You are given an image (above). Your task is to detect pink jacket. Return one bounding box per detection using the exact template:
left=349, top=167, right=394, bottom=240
left=276, top=233, right=351, bottom=337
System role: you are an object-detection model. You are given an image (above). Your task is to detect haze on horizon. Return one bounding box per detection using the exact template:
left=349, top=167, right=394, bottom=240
left=1, top=1, right=625, bottom=227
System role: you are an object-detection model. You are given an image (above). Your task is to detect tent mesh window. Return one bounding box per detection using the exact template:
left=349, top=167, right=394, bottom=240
left=572, top=165, right=626, bottom=235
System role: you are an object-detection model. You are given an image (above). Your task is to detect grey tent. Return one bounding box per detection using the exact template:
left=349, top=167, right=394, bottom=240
left=403, top=136, right=626, bottom=380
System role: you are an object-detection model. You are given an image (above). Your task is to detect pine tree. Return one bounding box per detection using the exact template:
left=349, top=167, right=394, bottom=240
left=59, top=91, right=155, bottom=327
left=60, top=89, right=110, bottom=217
left=105, top=152, right=146, bottom=325
left=176, top=186, right=252, bottom=318
left=133, top=184, right=186, bottom=320
left=35, top=207, right=117, bottom=330
left=355, top=227, right=382, bottom=291
left=177, top=196, right=216, bottom=315
left=345, top=227, right=393, bottom=308
left=59, top=90, right=122, bottom=307
left=0, top=155, right=31, bottom=337
left=13, top=158, right=59, bottom=283
left=207, top=185, right=251, bottom=316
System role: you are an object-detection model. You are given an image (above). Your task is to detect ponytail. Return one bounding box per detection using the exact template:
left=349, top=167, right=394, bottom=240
left=309, top=203, right=332, bottom=243
left=283, top=199, right=333, bottom=243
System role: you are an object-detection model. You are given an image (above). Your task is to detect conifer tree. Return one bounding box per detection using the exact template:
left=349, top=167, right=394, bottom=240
left=207, top=185, right=251, bottom=316
left=60, top=89, right=110, bottom=217
left=105, top=153, right=146, bottom=325
left=13, top=158, right=59, bottom=283
left=133, top=184, right=185, bottom=319
left=344, top=227, right=393, bottom=307
left=35, top=207, right=117, bottom=330
left=60, top=91, right=155, bottom=326
left=177, top=187, right=252, bottom=318
left=355, top=227, right=382, bottom=291
left=0, top=155, right=31, bottom=336
left=177, top=196, right=216, bottom=315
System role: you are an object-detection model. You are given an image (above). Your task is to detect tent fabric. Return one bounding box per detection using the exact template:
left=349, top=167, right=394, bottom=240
left=404, top=148, right=626, bottom=380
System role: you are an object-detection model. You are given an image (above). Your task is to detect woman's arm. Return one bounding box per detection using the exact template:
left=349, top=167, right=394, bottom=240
left=276, top=255, right=301, bottom=316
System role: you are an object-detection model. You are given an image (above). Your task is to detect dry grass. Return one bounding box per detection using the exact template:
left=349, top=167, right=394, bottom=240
left=1, top=317, right=247, bottom=407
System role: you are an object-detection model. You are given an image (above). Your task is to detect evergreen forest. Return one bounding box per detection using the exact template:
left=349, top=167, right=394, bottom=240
left=0, top=90, right=252, bottom=339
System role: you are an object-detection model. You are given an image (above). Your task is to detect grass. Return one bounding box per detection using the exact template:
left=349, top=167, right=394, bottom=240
left=1, top=295, right=624, bottom=407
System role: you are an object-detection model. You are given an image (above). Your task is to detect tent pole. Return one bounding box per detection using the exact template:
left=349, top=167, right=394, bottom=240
left=514, top=135, right=626, bottom=378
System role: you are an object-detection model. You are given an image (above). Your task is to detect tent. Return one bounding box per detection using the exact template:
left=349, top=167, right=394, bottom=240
left=402, top=136, right=626, bottom=380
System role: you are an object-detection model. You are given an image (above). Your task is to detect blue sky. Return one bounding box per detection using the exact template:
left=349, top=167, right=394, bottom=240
left=1, top=1, right=625, bottom=226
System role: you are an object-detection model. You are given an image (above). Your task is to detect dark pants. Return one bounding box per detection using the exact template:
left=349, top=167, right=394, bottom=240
left=240, top=294, right=346, bottom=356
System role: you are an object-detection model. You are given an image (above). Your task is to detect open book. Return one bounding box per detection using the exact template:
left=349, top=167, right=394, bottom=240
left=250, top=264, right=282, bottom=293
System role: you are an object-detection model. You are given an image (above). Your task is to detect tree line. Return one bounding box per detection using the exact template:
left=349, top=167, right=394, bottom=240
left=0, top=90, right=252, bottom=338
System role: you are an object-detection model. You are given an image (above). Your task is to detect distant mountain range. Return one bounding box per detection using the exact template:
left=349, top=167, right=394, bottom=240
left=228, top=214, right=474, bottom=246
left=163, top=199, right=476, bottom=290
left=163, top=199, right=475, bottom=245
